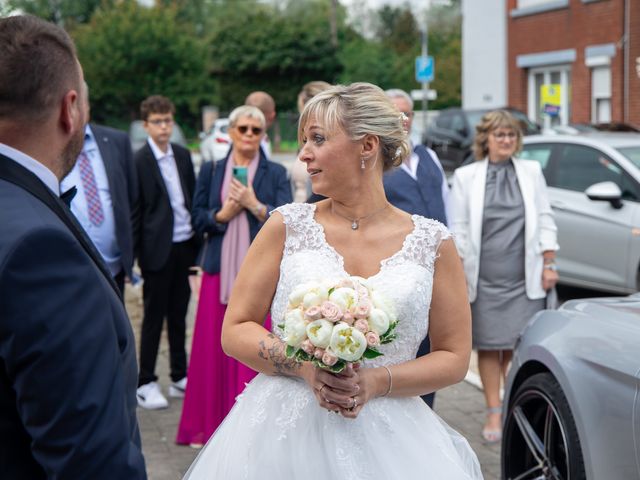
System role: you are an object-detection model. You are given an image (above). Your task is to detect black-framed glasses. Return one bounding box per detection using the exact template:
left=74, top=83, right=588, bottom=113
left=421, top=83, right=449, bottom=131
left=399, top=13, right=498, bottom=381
left=148, top=118, right=173, bottom=126
left=236, top=125, right=263, bottom=135
left=492, top=131, right=517, bottom=140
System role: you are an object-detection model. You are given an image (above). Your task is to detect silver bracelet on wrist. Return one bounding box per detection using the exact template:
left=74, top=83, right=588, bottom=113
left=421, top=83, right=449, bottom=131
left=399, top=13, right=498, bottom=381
left=382, top=365, right=392, bottom=397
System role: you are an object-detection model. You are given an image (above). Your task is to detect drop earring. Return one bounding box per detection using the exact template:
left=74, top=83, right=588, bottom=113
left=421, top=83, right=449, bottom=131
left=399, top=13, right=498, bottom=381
left=361, top=157, right=366, bottom=170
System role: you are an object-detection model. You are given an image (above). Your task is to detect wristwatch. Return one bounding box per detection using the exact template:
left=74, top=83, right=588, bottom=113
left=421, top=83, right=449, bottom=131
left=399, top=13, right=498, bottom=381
left=544, top=263, right=557, bottom=271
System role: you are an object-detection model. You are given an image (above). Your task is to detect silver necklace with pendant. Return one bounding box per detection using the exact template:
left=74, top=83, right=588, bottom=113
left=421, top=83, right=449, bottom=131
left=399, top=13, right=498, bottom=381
left=331, top=201, right=390, bottom=230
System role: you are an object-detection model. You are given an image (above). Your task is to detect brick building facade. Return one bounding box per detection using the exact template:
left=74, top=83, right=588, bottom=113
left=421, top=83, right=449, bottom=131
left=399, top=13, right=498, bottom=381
left=507, top=0, right=640, bottom=130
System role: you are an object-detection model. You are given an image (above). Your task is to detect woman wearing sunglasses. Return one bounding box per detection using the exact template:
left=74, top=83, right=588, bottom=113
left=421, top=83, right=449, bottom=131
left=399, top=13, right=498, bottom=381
left=177, top=105, right=292, bottom=447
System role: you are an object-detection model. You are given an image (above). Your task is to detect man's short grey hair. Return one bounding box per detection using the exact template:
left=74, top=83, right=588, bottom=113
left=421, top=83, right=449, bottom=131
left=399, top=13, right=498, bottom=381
left=385, top=89, right=414, bottom=111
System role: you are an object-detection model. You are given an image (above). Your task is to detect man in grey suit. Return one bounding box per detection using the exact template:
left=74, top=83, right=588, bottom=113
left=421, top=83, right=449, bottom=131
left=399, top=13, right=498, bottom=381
left=0, top=15, right=146, bottom=479
left=61, top=86, right=138, bottom=294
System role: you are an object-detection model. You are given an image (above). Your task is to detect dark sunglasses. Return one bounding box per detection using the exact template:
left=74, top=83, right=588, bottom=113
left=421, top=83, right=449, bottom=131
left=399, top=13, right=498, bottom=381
left=236, top=125, right=263, bottom=135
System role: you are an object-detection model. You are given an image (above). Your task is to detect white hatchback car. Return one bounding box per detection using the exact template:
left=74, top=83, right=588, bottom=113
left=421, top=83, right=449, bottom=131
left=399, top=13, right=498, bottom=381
left=521, top=133, right=640, bottom=294
left=200, top=118, right=231, bottom=162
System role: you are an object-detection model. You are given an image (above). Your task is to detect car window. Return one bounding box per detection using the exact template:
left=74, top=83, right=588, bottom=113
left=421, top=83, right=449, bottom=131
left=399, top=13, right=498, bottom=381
left=435, top=112, right=452, bottom=129
left=450, top=114, right=467, bottom=135
left=552, top=144, right=639, bottom=201
left=520, top=144, right=553, bottom=170
left=616, top=146, right=640, bottom=169
left=466, top=111, right=484, bottom=130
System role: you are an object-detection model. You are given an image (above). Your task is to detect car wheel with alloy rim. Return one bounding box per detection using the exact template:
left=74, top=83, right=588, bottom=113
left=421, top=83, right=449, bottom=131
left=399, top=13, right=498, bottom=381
left=502, top=373, right=585, bottom=480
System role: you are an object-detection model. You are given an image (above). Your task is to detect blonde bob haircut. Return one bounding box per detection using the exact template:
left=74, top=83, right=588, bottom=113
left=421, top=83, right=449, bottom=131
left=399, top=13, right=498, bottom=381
left=473, top=109, right=523, bottom=160
left=298, top=82, right=410, bottom=171
left=229, top=105, right=266, bottom=129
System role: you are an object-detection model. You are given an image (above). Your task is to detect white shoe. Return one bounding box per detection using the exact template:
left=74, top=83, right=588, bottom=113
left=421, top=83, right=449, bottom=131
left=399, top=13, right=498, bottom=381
left=137, top=382, right=169, bottom=410
left=169, top=377, right=187, bottom=398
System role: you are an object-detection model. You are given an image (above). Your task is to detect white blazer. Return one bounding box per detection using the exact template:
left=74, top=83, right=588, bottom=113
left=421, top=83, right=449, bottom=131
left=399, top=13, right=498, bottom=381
left=450, top=157, right=559, bottom=302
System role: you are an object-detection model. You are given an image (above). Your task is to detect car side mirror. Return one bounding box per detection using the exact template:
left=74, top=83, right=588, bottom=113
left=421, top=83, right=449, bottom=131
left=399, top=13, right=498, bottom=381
left=585, top=181, right=623, bottom=209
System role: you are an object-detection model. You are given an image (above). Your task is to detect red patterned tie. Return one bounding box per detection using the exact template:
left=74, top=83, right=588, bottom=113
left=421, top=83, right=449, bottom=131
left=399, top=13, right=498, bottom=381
left=77, top=151, right=104, bottom=226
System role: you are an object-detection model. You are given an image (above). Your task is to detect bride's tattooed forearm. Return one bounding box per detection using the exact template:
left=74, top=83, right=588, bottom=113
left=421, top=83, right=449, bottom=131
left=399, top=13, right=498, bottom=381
left=258, top=334, right=301, bottom=376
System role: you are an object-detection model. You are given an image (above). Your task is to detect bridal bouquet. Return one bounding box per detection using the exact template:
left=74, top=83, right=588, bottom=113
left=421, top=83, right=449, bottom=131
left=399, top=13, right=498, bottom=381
left=280, top=277, right=397, bottom=373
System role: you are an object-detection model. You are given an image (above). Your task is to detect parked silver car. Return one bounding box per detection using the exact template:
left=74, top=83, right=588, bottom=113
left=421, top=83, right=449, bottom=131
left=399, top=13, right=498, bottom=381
left=199, top=118, right=231, bottom=162
left=501, top=293, right=640, bottom=480
left=521, top=133, right=640, bottom=294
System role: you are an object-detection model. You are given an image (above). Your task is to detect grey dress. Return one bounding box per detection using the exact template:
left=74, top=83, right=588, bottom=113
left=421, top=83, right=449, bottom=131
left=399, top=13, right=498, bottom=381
left=471, top=160, right=544, bottom=350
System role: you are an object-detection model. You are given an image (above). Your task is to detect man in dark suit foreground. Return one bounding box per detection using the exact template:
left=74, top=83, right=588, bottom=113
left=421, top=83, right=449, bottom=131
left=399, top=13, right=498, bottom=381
left=0, top=15, right=147, bottom=479
left=134, top=95, right=198, bottom=410
left=61, top=85, right=138, bottom=294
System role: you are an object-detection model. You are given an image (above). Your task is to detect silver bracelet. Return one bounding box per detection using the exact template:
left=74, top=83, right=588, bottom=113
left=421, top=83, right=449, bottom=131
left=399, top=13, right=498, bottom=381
left=382, top=365, right=392, bottom=397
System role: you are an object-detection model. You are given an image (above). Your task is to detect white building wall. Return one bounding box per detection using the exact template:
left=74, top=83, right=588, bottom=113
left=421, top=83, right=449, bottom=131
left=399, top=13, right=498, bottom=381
left=462, top=0, right=507, bottom=109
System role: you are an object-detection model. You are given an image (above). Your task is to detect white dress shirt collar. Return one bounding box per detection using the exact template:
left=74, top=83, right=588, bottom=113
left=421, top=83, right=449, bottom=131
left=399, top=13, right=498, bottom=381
left=148, top=137, right=174, bottom=161
left=0, top=142, right=60, bottom=195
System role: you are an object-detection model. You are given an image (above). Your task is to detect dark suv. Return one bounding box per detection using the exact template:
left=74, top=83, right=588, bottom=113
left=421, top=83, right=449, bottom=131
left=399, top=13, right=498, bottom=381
left=423, top=107, right=540, bottom=171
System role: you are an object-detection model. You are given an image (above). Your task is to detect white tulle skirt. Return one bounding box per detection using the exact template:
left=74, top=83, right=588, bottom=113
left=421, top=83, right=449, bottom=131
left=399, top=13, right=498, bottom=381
left=184, top=374, right=483, bottom=479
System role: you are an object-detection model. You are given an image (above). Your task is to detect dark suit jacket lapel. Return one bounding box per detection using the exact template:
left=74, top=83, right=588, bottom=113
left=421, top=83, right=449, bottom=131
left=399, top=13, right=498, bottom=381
left=92, top=125, right=119, bottom=207
left=251, top=151, right=268, bottom=193
left=145, top=143, right=171, bottom=201
left=0, top=153, right=121, bottom=298
left=174, top=148, right=191, bottom=211
left=415, top=154, right=433, bottom=203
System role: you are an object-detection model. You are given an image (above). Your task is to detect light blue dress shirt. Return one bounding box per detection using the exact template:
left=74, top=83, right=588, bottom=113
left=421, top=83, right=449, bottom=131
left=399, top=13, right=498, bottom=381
left=60, top=125, right=121, bottom=276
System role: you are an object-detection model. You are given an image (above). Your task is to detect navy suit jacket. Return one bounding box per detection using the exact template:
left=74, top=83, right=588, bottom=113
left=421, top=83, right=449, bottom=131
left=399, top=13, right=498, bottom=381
left=191, top=149, right=292, bottom=274
left=0, top=153, right=146, bottom=479
left=383, top=145, right=448, bottom=225
left=90, top=123, right=138, bottom=279
left=134, top=142, right=198, bottom=272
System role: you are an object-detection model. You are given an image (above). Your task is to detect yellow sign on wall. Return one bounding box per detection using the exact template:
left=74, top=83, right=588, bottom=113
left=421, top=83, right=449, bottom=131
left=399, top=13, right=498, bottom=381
left=540, top=84, right=561, bottom=117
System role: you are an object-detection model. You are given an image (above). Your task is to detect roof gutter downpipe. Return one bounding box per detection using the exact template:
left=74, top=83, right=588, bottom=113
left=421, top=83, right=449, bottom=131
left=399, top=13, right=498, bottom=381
left=624, top=0, right=630, bottom=122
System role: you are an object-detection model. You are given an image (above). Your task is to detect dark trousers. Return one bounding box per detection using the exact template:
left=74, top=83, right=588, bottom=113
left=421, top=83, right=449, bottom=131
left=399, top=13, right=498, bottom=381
left=138, top=240, right=193, bottom=386
left=417, top=335, right=436, bottom=408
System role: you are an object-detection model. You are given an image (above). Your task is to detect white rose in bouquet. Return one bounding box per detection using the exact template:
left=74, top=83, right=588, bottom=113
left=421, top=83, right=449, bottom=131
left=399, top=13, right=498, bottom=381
left=303, top=291, right=323, bottom=308
left=288, top=284, right=312, bottom=308
left=371, top=290, right=397, bottom=322
left=283, top=309, right=307, bottom=347
left=306, top=319, right=333, bottom=348
left=328, top=287, right=357, bottom=312
left=329, top=323, right=367, bottom=362
left=368, top=308, right=390, bottom=336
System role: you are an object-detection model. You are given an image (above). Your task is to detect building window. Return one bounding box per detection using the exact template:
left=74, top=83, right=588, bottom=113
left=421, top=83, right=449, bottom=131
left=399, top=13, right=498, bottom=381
left=518, top=0, right=558, bottom=7
left=527, top=67, right=571, bottom=131
left=591, top=67, right=611, bottom=123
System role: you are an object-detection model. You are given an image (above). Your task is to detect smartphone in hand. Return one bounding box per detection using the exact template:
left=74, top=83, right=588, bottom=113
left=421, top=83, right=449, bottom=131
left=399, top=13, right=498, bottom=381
left=232, top=166, right=248, bottom=186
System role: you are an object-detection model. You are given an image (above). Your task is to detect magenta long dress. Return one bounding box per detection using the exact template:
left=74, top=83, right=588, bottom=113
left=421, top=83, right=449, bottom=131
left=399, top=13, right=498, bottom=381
left=176, top=273, right=271, bottom=445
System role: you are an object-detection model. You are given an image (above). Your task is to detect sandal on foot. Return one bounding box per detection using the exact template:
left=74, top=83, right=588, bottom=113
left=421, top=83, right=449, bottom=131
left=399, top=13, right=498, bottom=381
left=482, top=406, right=502, bottom=444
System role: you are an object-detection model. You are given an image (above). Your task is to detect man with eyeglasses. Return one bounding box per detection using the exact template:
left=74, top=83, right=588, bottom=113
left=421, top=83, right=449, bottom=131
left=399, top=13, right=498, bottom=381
left=133, top=95, right=199, bottom=410
left=383, top=88, right=450, bottom=409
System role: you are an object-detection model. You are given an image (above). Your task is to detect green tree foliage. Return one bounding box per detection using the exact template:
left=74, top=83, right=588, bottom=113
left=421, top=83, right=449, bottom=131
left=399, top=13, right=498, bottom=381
left=426, top=0, right=462, bottom=108
left=206, top=0, right=343, bottom=112
left=73, top=0, right=213, bottom=132
left=6, top=0, right=112, bottom=27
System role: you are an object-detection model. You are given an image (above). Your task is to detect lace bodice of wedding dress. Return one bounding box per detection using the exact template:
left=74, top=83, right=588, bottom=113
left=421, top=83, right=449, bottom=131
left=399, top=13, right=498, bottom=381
left=271, top=202, right=450, bottom=367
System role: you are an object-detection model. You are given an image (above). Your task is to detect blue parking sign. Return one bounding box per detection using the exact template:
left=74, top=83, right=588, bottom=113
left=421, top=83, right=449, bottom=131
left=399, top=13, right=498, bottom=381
left=415, top=56, right=434, bottom=83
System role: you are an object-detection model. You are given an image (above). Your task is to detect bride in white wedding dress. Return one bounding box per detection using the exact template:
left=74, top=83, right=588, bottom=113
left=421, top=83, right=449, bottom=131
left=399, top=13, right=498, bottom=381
left=184, top=82, right=483, bottom=479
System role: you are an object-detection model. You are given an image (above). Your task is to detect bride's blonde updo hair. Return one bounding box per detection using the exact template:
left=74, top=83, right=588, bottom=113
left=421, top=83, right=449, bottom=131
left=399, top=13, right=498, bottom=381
left=298, top=82, right=410, bottom=171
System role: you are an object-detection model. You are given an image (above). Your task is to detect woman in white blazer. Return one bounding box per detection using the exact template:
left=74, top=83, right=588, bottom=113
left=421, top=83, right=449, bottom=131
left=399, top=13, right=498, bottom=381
left=450, top=110, right=559, bottom=444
